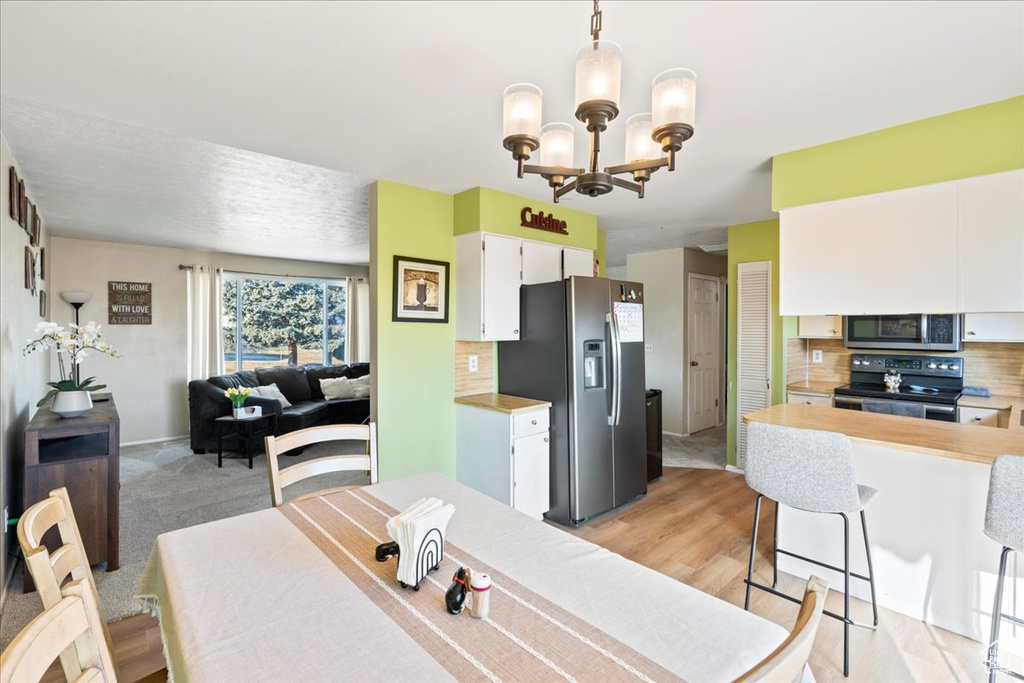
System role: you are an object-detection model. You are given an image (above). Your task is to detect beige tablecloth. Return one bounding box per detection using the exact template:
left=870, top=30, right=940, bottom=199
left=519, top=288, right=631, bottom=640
left=138, top=473, right=798, bottom=682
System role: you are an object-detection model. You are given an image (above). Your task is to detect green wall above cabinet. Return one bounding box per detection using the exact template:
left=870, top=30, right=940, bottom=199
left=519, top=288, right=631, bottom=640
left=454, top=187, right=600, bottom=253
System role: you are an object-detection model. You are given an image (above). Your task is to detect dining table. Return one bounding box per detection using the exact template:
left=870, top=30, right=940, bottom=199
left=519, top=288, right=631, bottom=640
left=137, top=472, right=806, bottom=682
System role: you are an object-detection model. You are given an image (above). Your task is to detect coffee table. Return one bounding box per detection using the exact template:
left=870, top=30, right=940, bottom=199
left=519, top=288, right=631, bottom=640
left=215, top=413, right=278, bottom=469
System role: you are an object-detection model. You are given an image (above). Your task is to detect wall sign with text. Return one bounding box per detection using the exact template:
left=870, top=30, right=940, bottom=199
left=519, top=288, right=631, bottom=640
left=108, top=281, right=152, bottom=324
left=520, top=207, right=569, bottom=235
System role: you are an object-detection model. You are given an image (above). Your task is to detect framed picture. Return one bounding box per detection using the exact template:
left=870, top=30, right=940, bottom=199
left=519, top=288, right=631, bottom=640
left=18, top=180, right=28, bottom=229
left=8, top=167, right=18, bottom=222
left=392, top=255, right=450, bottom=323
left=30, top=206, right=40, bottom=246
left=39, top=290, right=47, bottom=318
left=39, top=247, right=46, bottom=280
left=24, top=246, right=35, bottom=293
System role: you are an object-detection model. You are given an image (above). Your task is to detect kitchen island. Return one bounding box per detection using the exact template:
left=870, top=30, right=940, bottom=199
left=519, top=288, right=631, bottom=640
left=743, top=403, right=1023, bottom=642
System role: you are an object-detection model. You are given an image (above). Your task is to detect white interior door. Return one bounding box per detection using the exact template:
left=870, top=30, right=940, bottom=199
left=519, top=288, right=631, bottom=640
left=562, top=247, right=595, bottom=278
left=482, top=233, right=523, bottom=340
left=737, top=261, right=772, bottom=470
left=687, top=274, right=720, bottom=434
left=522, top=241, right=563, bottom=284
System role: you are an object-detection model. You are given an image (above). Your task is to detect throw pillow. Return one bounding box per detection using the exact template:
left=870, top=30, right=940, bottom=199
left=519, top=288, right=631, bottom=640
left=352, top=383, right=370, bottom=398
left=253, top=383, right=292, bottom=408
left=321, top=377, right=357, bottom=400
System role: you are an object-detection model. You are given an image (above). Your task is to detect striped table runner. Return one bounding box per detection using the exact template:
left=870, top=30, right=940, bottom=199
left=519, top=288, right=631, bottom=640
left=279, top=488, right=687, bottom=683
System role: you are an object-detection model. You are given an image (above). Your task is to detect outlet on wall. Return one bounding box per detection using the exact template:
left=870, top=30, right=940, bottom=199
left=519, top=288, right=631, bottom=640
left=812, top=349, right=823, bottom=363
left=644, top=343, right=653, bottom=353
left=468, top=355, right=478, bottom=373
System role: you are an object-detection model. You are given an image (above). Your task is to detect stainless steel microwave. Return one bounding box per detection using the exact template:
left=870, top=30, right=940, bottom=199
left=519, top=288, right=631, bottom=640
left=844, top=314, right=962, bottom=351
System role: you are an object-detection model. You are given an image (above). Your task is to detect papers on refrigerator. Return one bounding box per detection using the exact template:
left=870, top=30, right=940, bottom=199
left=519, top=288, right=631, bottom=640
left=386, top=498, right=455, bottom=587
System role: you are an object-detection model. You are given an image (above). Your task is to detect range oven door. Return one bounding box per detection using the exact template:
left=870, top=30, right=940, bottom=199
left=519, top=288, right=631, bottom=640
left=844, top=314, right=961, bottom=351
left=832, top=396, right=958, bottom=422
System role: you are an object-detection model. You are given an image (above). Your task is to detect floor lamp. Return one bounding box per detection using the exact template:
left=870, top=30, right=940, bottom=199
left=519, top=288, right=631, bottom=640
left=60, top=291, right=92, bottom=384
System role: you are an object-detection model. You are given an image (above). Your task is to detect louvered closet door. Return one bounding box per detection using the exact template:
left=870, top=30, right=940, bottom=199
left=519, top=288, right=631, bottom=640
left=737, top=261, right=772, bottom=470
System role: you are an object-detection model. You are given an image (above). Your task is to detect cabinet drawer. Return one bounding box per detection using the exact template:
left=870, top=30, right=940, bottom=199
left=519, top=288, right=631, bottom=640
left=787, top=392, right=832, bottom=407
left=958, top=407, right=1008, bottom=428
left=513, top=409, right=549, bottom=436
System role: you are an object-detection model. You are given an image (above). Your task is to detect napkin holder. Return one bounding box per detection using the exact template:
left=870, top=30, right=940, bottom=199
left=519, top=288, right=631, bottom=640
left=373, top=526, right=446, bottom=591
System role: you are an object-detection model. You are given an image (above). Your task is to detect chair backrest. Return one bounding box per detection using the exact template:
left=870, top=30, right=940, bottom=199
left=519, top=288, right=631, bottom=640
left=745, top=422, right=862, bottom=513
left=735, top=575, right=829, bottom=683
left=985, top=454, right=1024, bottom=553
left=861, top=398, right=926, bottom=419
left=17, top=488, right=117, bottom=682
left=0, top=579, right=118, bottom=683
left=265, top=423, right=378, bottom=507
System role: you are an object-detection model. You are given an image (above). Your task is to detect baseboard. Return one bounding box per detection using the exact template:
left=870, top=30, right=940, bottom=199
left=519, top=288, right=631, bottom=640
left=663, top=431, right=686, bottom=438
left=121, top=434, right=189, bottom=447
left=726, top=465, right=745, bottom=474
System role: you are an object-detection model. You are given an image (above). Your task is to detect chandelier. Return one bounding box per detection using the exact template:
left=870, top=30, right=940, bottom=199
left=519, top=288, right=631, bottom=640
left=501, top=0, right=696, bottom=203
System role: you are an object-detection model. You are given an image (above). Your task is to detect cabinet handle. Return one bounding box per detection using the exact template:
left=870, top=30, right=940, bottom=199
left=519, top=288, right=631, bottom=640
left=531, top=419, right=537, bottom=425
left=514, top=329, right=519, bottom=335
left=974, top=416, right=982, bottom=421
left=968, top=331, right=976, bottom=336
left=543, top=437, right=549, bottom=442
left=830, top=329, right=837, bottom=334
left=806, top=401, right=812, bottom=405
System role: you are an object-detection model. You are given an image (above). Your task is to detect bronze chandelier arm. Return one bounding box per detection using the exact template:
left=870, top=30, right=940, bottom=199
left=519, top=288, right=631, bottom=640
left=604, top=156, right=671, bottom=177
left=610, top=176, right=643, bottom=194
left=522, top=164, right=585, bottom=178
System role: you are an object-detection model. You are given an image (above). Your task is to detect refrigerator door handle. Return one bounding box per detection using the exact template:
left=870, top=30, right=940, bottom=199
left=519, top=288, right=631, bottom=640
left=606, top=313, right=616, bottom=425
left=608, top=312, right=623, bottom=426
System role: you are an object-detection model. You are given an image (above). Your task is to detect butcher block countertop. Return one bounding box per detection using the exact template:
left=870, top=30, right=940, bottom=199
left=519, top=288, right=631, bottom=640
left=454, top=393, right=552, bottom=414
left=744, top=403, right=1024, bottom=465
left=786, top=381, right=841, bottom=395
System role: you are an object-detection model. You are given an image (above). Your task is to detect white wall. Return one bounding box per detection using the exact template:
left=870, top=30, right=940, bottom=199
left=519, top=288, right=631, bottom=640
left=49, top=236, right=369, bottom=444
left=606, top=265, right=627, bottom=280
left=0, top=135, right=50, bottom=605
left=627, top=248, right=726, bottom=435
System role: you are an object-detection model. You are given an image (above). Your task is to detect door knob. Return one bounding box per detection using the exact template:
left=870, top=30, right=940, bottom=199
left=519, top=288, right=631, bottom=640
left=690, top=361, right=698, bottom=367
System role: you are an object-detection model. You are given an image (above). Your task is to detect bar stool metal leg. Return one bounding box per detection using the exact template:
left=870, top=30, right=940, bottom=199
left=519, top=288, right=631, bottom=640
left=861, top=510, right=879, bottom=628
left=842, top=512, right=851, bottom=678
left=744, top=494, right=764, bottom=611
left=988, top=545, right=1015, bottom=683
left=772, top=500, right=780, bottom=589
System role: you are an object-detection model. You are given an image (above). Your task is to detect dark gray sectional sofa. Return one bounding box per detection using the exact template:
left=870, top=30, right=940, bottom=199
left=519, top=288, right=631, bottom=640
left=187, top=362, right=370, bottom=454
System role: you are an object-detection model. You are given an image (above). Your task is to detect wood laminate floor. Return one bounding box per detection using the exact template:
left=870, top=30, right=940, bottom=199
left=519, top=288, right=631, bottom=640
left=47, top=467, right=990, bottom=682
left=566, top=467, right=989, bottom=682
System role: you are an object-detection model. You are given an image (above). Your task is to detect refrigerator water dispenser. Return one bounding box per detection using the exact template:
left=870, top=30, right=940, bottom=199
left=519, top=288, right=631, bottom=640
left=583, top=340, right=605, bottom=391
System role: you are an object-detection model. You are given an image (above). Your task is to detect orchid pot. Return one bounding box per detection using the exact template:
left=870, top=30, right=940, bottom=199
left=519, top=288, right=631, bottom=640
left=24, top=321, right=121, bottom=418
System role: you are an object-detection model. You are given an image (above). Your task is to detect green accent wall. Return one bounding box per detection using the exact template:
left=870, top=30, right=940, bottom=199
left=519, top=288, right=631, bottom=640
left=726, top=219, right=795, bottom=467
left=596, top=229, right=607, bottom=277
left=372, top=181, right=456, bottom=480
left=454, top=187, right=599, bottom=251
left=773, top=96, right=1024, bottom=210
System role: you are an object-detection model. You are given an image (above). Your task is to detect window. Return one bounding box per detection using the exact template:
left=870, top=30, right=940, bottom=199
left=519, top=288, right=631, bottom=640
left=222, top=273, right=347, bottom=372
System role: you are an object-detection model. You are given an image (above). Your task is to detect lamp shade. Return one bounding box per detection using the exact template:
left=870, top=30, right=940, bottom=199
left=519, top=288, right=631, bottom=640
left=60, top=291, right=92, bottom=305
left=651, top=68, right=697, bottom=130
left=502, top=83, right=543, bottom=141
left=540, top=123, right=575, bottom=168
left=574, top=40, right=622, bottom=108
left=624, top=114, right=662, bottom=162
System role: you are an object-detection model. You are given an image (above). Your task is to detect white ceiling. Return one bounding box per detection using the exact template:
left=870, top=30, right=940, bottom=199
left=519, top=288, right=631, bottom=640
left=1, top=1, right=1022, bottom=266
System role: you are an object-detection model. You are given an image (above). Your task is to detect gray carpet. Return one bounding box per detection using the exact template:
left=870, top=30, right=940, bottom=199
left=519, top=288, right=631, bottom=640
left=0, top=438, right=368, bottom=649
left=663, top=424, right=727, bottom=469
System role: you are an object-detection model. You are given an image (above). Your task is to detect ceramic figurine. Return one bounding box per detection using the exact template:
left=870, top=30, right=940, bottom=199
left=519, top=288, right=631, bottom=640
left=884, top=372, right=902, bottom=393
left=445, top=567, right=469, bottom=614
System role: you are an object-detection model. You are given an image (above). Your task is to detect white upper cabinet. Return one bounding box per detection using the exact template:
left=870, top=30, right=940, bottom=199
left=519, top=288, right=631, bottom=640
left=781, top=170, right=1024, bottom=316
left=522, top=241, right=563, bottom=285
left=781, top=181, right=959, bottom=315
left=562, top=247, right=595, bottom=278
left=962, top=313, right=1024, bottom=342
left=455, top=232, right=523, bottom=341
left=958, top=170, right=1024, bottom=313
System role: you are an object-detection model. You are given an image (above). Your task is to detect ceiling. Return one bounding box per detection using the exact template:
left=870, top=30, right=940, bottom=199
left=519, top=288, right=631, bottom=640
left=1, top=1, right=1021, bottom=266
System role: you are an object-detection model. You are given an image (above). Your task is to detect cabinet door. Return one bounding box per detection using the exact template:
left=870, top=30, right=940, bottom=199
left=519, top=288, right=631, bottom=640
left=780, top=181, right=959, bottom=315
left=798, top=315, right=842, bottom=338
left=512, top=431, right=550, bottom=518
left=958, top=407, right=1007, bottom=428
left=958, top=170, right=1024, bottom=313
left=482, top=234, right=523, bottom=340
left=562, top=247, right=595, bottom=278
left=787, top=391, right=832, bottom=407
left=963, top=313, right=1024, bottom=342
left=522, top=241, right=563, bottom=285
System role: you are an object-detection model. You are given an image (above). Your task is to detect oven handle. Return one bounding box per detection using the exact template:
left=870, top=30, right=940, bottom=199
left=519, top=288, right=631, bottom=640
left=832, top=395, right=956, bottom=414
left=919, top=315, right=929, bottom=344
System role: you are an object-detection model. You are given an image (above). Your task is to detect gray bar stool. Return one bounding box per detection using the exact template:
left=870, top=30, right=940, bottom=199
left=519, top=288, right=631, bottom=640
left=985, top=454, right=1024, bottom=682
left=742, top=421, right=879, bottom=677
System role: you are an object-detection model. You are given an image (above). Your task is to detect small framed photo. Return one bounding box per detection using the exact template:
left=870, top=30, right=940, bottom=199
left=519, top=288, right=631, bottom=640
left=392, top=255, right=450, bottom=323
left=30, top=206, right=40, bottom=246
left=18, top=180, right=28, bottom=229
left=25, top=246, right=35, bottom=292
left=8, top=167, right=18, bottom=221
left=39, top=290, right=47, bottom=318
left=39, top=247, right=46, bottom=280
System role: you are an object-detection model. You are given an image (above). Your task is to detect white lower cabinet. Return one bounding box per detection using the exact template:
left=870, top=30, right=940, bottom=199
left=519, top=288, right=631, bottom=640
left=456, top=402, right=551, bottom=519
left=958, top=406, right=1010, bottom=429
left=787, top=390, right=832, bottom=407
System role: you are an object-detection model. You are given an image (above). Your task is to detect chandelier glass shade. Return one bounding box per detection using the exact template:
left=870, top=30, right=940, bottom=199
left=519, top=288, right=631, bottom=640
left=501, top=1, right=696, bottom=202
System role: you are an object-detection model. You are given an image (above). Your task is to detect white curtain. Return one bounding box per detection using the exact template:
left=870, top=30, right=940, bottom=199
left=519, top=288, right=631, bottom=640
left=186, top=265, right=223, bottom=380
left=347, top=277, right=370, bottom=363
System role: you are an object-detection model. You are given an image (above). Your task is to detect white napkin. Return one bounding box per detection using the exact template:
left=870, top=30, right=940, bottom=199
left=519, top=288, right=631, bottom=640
left=386, top=498, right=455, bottom=586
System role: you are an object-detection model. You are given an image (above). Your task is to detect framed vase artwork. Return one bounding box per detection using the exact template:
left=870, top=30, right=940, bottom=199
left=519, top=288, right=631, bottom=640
left=30, top=207, right=41, bottom=246
left=24, top=246, right=36, bottom=293
left=392, top=255, right=449, bottom=323
left=39, top=247, right=45, bottom=280
left=18, top=180, right=28, bottom=230
left=39, top=290, right=47, bottom=318
left=8, top=167, right=18, bottom=222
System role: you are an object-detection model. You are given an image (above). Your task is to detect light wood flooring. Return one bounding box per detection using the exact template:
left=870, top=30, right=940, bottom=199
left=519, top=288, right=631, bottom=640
left=566, top=467, right=989, bottom=682
left=43, top=467, right=990, bottom=682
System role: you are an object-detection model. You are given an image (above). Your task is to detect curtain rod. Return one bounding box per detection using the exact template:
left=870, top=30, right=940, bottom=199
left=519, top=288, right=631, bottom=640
left=179, top=264, right=365, bottom=281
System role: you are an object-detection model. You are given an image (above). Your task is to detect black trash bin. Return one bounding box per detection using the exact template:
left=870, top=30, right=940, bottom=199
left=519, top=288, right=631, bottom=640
left=645, top=389, right=663, bottom=482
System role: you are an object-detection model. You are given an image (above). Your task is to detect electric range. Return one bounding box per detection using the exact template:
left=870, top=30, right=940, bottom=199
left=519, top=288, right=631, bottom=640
left=833, top=354, right=964, bottom=422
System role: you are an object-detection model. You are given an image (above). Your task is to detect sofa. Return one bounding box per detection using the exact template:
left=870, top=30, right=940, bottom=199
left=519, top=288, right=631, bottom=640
left=187, top=362, right=370, bottom=454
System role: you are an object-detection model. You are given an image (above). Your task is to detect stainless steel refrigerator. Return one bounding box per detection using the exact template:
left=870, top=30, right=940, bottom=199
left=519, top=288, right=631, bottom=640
left=498, top=276, right=647, bottom=525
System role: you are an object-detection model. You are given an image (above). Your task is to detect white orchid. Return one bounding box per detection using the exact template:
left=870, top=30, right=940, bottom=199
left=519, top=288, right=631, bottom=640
left=24, top=321, right=122, bottom=406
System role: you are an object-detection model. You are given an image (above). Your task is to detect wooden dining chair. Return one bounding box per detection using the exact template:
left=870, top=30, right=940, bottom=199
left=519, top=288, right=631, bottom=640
left=735, top=575, right=829, bottom=683
left=265, top=422, right=378, bottom=507
left=1, top=579, right=118, bottom=683
left=18, top=488, right=167, bottom=683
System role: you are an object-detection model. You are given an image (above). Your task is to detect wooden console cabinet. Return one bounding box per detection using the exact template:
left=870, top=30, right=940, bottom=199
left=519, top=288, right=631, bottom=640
left=23, top=393, right=120, bottom=587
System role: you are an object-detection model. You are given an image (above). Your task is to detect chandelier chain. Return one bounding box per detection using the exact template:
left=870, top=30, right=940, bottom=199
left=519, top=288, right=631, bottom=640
left=590, top=0, right=602, bottom=41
